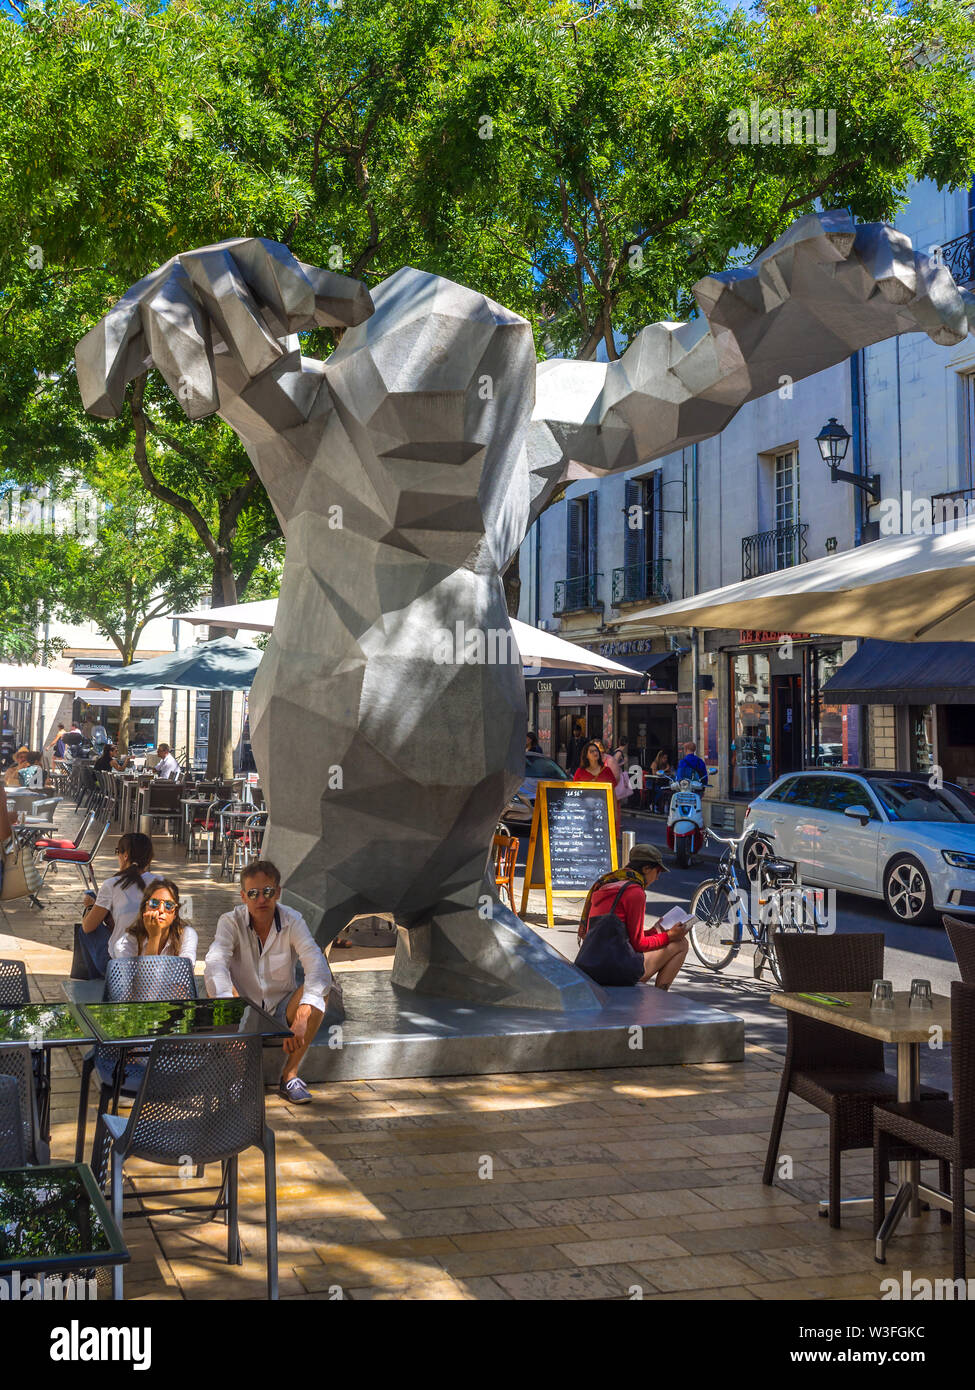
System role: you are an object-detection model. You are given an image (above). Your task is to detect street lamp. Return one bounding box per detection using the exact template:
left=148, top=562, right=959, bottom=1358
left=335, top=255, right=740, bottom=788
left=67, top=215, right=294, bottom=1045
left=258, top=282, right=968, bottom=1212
left=816, top=417, right=880, bottom=504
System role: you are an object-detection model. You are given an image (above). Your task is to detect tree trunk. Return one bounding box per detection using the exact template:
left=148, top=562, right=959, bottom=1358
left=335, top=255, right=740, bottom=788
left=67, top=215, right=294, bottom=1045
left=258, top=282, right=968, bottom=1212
left=117, top=689, right=132, bottom=754
left=206, top=549, right=239, bottom=781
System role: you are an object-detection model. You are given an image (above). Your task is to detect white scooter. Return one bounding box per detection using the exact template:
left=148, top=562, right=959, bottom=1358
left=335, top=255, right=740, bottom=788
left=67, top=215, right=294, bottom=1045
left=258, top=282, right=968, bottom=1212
left=665, top=774, right=709, bottom=869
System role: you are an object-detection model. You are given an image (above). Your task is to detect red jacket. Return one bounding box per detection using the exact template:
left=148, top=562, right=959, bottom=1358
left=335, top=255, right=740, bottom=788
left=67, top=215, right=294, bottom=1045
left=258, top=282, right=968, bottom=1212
left=582, top=880, right=669, bottom=953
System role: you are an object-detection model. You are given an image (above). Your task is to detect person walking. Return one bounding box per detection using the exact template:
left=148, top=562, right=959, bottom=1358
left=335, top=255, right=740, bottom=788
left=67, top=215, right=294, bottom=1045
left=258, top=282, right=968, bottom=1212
left=565, top=719, right=586, bottom=774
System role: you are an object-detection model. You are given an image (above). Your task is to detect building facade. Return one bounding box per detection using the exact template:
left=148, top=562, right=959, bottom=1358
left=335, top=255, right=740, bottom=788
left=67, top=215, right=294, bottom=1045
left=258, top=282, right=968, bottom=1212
left=518, top=178, right=975, bottom=826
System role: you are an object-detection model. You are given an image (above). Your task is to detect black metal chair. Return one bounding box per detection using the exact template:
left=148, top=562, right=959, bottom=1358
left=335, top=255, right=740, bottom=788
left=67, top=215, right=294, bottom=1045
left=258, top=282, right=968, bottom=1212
left=104, top=1035, right=278, bottom=1300
left=0, top=1045, right=49, bottom=1164
left=944, top=914, right=975, bottom=984
left=763, top=931, right=947, bottom=1227
left=0, top=1073, right=25, bottom=1167
left=874, top=980, right=975, bottom=1281
left=76, top=955, right=197, bottom=1176
left=0, top=959, right=29, bottom=1009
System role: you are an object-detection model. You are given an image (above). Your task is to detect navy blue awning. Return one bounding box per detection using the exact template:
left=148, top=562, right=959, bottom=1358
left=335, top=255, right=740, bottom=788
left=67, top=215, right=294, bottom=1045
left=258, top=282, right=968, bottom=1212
left=821, top=640, right=975, bottom=705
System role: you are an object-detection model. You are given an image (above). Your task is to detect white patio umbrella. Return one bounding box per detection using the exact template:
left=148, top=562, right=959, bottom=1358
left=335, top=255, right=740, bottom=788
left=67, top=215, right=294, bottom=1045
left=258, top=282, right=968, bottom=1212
left=174, top=600, right=641, bottom=675
left=625, top=519, right=975, bottom=642
left=0, top=663, right=95, bottom=693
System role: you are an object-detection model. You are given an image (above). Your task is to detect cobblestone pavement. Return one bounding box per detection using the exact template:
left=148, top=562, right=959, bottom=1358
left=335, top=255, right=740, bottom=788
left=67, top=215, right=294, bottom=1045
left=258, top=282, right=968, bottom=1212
left=0, top=806, right=964, bottom=1300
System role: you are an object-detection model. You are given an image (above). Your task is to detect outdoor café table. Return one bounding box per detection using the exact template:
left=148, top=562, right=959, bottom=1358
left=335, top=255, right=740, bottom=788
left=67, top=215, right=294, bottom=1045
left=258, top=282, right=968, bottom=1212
left=771, top=989, right=967, bottom=1257
left=0, top=1162, right=129, bottom=1295
left=75, top=996, right=293, bottom=1115
left=0, top=1003, right=95, bottom=1143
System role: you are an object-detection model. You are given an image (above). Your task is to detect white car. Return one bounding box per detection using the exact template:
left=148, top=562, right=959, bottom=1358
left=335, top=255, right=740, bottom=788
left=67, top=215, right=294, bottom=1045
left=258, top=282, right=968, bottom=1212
left=741, top=769, right=975, bottom=926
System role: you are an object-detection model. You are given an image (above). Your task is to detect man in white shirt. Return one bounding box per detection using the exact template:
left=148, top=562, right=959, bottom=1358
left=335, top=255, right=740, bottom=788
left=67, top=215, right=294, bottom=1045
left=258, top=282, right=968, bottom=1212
left=204, top=859, right=332, bottom=1104
left=153, top=744, right=180, bottom=779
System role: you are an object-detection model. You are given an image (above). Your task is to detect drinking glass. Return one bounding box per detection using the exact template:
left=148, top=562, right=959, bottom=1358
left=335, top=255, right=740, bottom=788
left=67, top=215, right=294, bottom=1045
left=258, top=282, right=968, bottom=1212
left=909, top=978, right=933, bottom=1010
left=870, top=979, right=894, bottom=1010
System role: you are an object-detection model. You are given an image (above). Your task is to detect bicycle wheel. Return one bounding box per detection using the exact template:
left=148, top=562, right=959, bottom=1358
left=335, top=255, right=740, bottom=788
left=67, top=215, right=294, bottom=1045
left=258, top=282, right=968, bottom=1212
left=689, top=879, right=742, bottom=971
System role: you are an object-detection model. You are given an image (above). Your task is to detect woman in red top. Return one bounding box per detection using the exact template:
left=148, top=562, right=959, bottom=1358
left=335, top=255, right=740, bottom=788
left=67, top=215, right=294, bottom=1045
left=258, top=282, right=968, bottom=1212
left=572, top=740, right=618, bottom=785
left=578, top=844, right=690, bottom=989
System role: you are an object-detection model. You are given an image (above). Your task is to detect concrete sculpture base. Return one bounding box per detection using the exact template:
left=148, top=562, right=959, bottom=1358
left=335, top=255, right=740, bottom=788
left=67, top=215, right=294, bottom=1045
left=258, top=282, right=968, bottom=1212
left=261, top=970, right=744, bottom=1083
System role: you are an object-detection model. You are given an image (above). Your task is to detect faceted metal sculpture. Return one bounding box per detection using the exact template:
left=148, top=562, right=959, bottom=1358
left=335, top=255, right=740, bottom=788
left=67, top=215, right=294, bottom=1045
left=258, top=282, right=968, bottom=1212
left=76, top=211, right=973, bottom=1009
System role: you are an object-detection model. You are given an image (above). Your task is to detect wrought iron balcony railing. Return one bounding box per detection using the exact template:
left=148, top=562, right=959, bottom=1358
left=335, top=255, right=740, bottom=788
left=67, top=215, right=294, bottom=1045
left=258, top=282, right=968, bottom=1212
left=741, top=522, right=808, bottom=579
left=554, top=573, right=601, bottom=614
left=611, top=558, right=671, bottom=605
left=931, top=487, right=975, bottom=528
left=938, top=230, right=975, bottom=288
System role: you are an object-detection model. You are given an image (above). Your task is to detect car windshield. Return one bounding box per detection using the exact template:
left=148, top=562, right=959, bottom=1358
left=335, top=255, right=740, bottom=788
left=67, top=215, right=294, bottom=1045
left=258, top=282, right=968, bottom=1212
left=525, top=756, right=568, bottom=781
left=867, top=778, right=975, bottom=825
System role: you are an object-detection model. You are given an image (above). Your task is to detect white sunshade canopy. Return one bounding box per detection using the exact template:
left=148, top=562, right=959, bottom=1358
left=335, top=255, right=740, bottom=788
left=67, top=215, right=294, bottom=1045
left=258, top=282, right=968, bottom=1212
left=174, top=601, right=641, bottom=675
left=0, top=663, right=95, bottom=693
left=626, top=519, right=975, bottom=643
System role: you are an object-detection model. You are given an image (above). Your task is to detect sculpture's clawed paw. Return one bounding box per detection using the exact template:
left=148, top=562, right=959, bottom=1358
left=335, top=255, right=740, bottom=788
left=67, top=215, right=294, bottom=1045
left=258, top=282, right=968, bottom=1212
left=75, top=237, right=374, bottom=420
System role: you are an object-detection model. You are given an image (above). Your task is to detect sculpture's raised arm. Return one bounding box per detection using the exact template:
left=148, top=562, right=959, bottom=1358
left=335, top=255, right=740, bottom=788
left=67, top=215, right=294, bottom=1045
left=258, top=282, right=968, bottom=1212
left=75, top=237, right=374, bottom=421
left=527, top=210, right=974, bottom=518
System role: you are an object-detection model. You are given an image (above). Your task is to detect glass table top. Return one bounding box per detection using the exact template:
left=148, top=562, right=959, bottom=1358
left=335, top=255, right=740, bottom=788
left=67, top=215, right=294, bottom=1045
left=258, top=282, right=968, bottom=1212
left=78, top=997, right=291, bottom=1044
left=0, top=1164, right=128, bottom=1271
left=0, top=1003, right=92, bottom=1046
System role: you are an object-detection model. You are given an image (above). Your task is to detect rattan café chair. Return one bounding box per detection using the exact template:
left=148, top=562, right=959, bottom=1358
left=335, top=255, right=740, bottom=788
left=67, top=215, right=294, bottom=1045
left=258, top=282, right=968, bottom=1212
left=763, top=931, right=947, bottom=1228
left=874, top=980, right=975, bottom=1281
left=944, top=914, right=975, bottom=984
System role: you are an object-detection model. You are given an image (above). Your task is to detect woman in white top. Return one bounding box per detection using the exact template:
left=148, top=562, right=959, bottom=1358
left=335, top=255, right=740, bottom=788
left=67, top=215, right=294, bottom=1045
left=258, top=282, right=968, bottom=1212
left=80, top=832, right=163, bottom=971
left=113, top=879, right=198, bottom=961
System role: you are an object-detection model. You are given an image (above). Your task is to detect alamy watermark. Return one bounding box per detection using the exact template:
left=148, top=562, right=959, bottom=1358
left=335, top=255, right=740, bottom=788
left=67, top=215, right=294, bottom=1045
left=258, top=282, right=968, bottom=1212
left=1, top=1271, right=97, bottom=1301
left=0, top=487, right=101, bottom=541
left=431, top=621, right=539, bottom=673
left=727, top=101, right=837, bottom=157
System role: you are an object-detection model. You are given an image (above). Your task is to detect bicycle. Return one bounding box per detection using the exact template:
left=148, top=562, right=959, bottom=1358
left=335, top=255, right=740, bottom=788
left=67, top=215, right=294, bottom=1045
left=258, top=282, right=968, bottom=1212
left=688, top=826, right=822, bottom=986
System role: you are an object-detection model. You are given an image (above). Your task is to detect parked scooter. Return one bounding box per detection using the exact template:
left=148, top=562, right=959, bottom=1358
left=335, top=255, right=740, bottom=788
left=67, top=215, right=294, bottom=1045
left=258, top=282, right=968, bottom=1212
left=665, top=774, right=709, bottom=869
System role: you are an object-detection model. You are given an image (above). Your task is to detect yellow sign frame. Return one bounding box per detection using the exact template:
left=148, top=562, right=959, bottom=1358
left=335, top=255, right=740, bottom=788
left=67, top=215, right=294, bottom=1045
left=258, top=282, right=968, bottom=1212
left=519, top=780, right=618, bottom=928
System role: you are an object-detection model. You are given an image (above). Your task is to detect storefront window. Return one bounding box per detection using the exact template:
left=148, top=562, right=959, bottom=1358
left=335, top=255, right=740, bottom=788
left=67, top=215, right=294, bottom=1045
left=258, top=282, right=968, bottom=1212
left=909, top=704, right=936, bottom=774
left=1, top=692, right=34, bottom=760
left=813, top=648, right=859, bottom=768
left=74, top=699, right=160, bottom=750
left=731, top=653, right=771, bottom=795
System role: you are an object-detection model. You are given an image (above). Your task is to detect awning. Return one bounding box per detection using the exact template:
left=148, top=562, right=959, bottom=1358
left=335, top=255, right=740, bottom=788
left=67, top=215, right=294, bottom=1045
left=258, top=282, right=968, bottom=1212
left=78, top=689, right=164, bottom=709
left=523, top=669, right=577, bottom=693
left=822, top=640, right=975, bottom=705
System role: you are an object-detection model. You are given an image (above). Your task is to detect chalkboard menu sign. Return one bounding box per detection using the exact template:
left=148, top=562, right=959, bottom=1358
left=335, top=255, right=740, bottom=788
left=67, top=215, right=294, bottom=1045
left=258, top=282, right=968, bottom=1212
left=519, top=781, right=618, bottom=927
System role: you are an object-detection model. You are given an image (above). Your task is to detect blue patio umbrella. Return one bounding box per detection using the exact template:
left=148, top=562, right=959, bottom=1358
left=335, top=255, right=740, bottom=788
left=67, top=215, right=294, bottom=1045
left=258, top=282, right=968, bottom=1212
left=90, top=637, right=262, bottom=693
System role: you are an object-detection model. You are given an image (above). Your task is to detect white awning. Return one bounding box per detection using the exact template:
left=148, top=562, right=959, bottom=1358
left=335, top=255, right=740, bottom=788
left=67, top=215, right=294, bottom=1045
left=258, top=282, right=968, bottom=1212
left=77, top=690, right=165, bottom=709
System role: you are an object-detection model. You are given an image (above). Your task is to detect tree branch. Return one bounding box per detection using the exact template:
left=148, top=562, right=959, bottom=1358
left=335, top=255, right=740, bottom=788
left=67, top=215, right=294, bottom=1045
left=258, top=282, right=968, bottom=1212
left=234, top=527, right=282, bottom=596
left=129, top=375, right=219, bottom=558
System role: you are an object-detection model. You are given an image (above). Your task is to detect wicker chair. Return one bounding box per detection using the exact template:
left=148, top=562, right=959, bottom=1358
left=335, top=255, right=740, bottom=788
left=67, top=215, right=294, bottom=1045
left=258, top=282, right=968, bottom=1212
left=0, top=1073, right=26, bottom=1167
left=0, top=1045, right=49, bottom=1164
left=874, top=980, right=975, bottom=1280
left=104, top=1035, right=278, bottom=1300
left=0, top=958, right=29, bottom=1008
left=76, top=955, right=197, bottom=1178
left=763, top=931, right=947, bottom=1227
left=943, top=914, right=975, bottom=984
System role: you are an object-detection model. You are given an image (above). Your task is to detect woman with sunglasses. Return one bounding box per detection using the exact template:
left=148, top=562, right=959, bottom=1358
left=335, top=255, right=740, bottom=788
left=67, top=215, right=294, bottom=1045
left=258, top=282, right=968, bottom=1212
left=571, top=739, right=618, bottom=786
left=77, top=832, right=163, bottom=979
left=114, top=879, right=198, bottom=961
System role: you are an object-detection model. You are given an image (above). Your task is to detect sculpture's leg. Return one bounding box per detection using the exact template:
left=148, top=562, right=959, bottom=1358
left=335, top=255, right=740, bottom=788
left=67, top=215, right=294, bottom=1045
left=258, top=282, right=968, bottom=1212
left=391, top=874, right=606, bottom=1012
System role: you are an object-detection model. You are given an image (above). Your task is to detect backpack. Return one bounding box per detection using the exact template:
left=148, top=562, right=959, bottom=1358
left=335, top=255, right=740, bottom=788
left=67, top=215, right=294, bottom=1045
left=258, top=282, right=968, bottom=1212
left=574, top=882, right=644, bottom=987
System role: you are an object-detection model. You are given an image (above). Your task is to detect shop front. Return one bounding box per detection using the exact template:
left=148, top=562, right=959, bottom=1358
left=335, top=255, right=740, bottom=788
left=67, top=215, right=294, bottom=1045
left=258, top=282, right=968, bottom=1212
left=72, top=659, right=164, bottom=749
left=822, top=639, right=975, bottom=793
left=720, top=631, right=862, bottom=800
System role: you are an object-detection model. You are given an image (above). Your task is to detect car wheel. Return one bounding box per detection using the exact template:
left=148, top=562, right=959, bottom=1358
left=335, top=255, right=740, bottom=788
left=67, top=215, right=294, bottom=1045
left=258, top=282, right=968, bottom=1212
left=742, top=833, right=774, bottom=885
left=884, top=856, right=936, bottom=926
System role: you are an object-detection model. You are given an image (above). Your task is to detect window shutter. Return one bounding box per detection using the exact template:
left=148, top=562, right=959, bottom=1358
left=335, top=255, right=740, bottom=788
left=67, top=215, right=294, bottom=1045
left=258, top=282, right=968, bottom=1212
left=623, top=479, right=644, bottom=572
left=587, top=490, right=598, bottom=579
left=652, top=471, right=663, bottom=569
left=566, top=498, right=583, bottom=579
